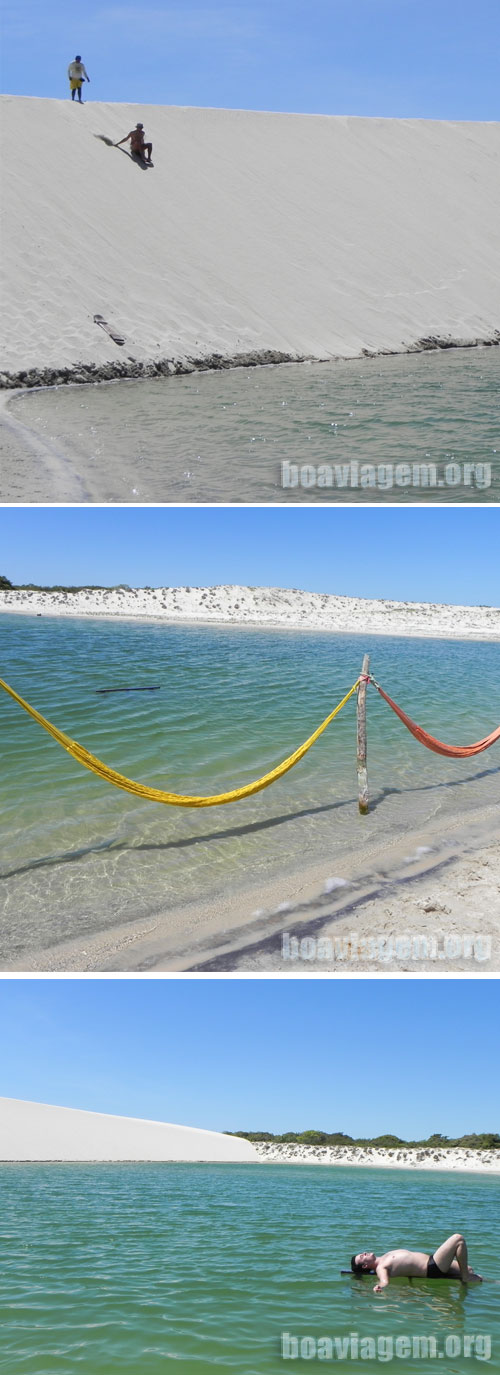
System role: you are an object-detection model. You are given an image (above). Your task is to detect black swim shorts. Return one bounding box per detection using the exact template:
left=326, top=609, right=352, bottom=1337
left=427, top=1254, right=451, bottom=1279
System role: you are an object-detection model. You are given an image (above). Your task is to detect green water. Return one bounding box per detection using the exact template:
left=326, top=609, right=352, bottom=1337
left=1, top=615, right=499, bottom=963
left=0, top=1163, right=498, bottom=1373
left=3, top=348, right=499, bottom=503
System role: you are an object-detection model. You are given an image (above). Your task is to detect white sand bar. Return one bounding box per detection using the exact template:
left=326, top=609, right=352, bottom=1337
left=1, top=98, right=499, bottom=376
left=0, top=1097, right=258, bottom=1162
left=1, top=585, right=499, bottom=640
left=254, top=1143, right=500, bottom=1174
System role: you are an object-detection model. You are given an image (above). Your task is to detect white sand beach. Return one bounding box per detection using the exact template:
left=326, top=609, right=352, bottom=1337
left=0, top=1097, right=258, bottom=1162
left=254, top=1143, right=500, bottom=1174
left=2, top=584, right=500, bottom=640
left=204, top=834, right=500, bottom=975
left=6, top=809, right=499, bottom=975
left=1, top=99, right=499, bottom=384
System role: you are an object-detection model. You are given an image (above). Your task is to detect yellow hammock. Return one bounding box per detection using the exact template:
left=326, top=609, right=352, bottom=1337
left=0, top=675, right=359, bottom=808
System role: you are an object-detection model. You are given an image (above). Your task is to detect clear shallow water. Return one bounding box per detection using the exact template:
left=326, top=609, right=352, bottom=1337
left=3, top=348, right=499, bottom=503
left=1, top=615, right=499, bottom=963
left=0, top=1163, right=498, bottom=1373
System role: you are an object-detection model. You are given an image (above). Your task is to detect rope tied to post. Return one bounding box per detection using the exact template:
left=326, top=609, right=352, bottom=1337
left=368, top=675, right=500, bottom=759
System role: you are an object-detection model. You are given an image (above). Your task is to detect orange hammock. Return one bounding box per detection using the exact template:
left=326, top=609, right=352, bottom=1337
left=371, top=680, right=500, bottom=758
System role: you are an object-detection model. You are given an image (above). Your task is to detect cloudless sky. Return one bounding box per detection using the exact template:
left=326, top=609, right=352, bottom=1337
left=1, top=0, right=499, bottom=120
left=0, top=979, right=497, bottom=1137
left=1, top=508, right=499, bottom=606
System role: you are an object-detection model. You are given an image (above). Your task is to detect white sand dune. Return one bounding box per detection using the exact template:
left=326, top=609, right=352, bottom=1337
left=1, top=1099, right=496, bottom=1173
left=1, top=584, right=499, bottom=640
left=1, top=97, right=499, bottom=378
left=0, top=1097, right=258, bottom=1162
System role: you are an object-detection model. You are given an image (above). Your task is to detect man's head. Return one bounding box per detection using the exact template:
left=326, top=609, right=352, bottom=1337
left=75, top=55, right=81, bottom=62
left=351, top=1252, right=377, bottom=1275
left=136, top=123, right=144, bottom=129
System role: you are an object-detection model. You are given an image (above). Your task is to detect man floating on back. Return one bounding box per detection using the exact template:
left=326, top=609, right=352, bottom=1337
left=351, top=1233, right=483, bottom=1291
left=115, top=124, right=153, bottom=165
left=68, top=56, right=90, bottom=102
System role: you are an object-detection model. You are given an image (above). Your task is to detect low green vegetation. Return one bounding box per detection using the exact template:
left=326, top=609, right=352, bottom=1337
left=228, top=1131, right=500, bottom=1150
left=0, top=580, right=132, bottom=592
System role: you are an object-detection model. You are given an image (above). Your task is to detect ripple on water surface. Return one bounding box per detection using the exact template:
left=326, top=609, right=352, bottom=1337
left=0, top=1163, right=499, bottom=1373
left=4, top=348, right=500, bottom=502
left=1, top=615, right=500, bottom=960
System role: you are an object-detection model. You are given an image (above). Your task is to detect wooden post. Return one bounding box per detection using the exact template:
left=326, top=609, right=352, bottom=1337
left=357, top=653, right=370, bottom=815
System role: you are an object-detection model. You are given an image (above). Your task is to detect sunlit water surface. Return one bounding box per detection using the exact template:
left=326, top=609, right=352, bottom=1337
left=1, top=615, right=499, bottom=961
left=0, top=1163, right=499, bottom=1373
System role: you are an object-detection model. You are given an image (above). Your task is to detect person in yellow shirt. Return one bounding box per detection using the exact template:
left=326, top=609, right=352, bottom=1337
left=68, top=56, right=90, bottom=103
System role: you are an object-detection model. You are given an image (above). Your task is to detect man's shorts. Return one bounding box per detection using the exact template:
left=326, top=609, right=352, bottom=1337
left=70, top=78, right=83, bottom=90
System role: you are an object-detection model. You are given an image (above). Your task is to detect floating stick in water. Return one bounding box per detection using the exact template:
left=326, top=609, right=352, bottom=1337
left=96, top=686, right=161, bottom=694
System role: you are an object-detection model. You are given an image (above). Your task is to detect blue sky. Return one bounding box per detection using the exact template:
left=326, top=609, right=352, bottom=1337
left=1, top=0, right=499, bottom=119
left=0, top=979, right=497, bottom=1137
left=1, top=508, right=499, bottom=606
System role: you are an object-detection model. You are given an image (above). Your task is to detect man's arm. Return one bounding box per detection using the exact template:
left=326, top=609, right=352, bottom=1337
left=115, top=132, right=132, bottom=146
left=82, top=66, right=90, bottom=81
left=373, top=1266, right=390, bottom=1293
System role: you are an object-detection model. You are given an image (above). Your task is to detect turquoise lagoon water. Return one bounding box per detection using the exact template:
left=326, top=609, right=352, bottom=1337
left=3, top=348, right=499, bottom=503
left=0, top=1163, right=499, bottom=1373
left=1, top=615, right=499, bottom=963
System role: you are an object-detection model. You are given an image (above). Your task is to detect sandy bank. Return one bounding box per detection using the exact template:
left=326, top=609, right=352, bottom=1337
left=1, top=98, right=499, bottom=384
left=202, top=834, right=500, bottom=975
left=0, top=1097, right=258, bottom=1163
left=254, top=1143, right=500, bottom=1174
left=7, top=805, right=499, bottom=975
left=2, top=585, right=500, bottom=640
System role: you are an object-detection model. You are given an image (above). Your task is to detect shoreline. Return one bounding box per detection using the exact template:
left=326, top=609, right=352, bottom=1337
left=6, top=804, right=499, bottom=974
left=2, top=586, right=500, bottom=640
left=1, top=335, right=499, bottom=393
left=1, top=1149, right=498, bottom=1173
left=253, top=1143, right=500, bottom=1174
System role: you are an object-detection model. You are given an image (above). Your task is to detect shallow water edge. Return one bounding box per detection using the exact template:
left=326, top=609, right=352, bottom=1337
left=7, top=800, right=499, bottom=974
left=3, top=343, right=499, bottom=504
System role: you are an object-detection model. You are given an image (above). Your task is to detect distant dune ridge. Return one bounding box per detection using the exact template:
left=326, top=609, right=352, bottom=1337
left=0, top=1098, right=258, bottom=1162
left=0, top=97, right=499, bottom=383
left=1, top=585, right=499, bottom=640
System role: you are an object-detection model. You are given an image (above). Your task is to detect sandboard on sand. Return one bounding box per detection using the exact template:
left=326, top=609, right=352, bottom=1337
left=93, top=314, right=126, bottom=346
left=94, top=135, right=153, bottom=168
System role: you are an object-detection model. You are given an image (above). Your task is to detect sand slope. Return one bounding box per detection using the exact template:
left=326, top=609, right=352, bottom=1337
left=1, top=97, right=499, bottom=375
left=0, top=1097, right=258, bottom=1162
left=1, top=585, right=499, bottom=640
